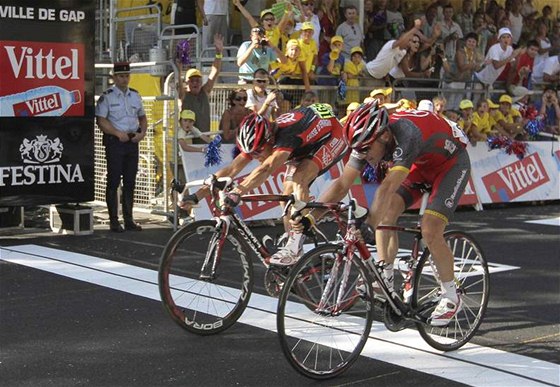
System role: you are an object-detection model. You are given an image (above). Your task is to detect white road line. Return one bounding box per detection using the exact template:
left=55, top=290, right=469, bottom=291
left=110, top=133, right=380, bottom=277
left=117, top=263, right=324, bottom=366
left=0, top=244, right=557, bottom=387
left=525, top=217, right=560, bottom=227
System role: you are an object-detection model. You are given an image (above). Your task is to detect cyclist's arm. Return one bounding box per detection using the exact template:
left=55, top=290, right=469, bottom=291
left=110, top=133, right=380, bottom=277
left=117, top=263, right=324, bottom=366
left=232, top=150, right=291, bottom=194
left=371, top=167, right=409, bottom=228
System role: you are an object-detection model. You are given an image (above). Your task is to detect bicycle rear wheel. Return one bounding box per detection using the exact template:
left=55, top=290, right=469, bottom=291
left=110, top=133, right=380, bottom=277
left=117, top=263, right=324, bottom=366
left=413, top=230, right=489, bottom=351
left=277, top=244, right=374, bottom=379
left=158, top=219, right=253, bottom=335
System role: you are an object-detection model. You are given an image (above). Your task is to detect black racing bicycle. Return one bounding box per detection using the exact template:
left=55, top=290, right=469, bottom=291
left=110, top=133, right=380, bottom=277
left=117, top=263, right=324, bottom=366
left=276, top=186, right=490, bottom=379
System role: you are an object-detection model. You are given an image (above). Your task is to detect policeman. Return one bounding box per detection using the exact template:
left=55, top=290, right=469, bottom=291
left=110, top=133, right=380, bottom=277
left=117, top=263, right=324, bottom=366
left=95, top=62, right=147, bottom=232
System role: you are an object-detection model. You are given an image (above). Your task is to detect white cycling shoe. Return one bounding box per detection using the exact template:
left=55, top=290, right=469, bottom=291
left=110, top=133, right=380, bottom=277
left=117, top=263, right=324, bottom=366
left=269, top=232, right=304, bottom=267
left=430, top=295, right=462, bottom=326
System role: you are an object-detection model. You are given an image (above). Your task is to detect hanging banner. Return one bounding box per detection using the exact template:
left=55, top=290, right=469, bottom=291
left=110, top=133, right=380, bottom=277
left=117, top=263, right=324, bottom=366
left=0, top=0, right=95, bottom=206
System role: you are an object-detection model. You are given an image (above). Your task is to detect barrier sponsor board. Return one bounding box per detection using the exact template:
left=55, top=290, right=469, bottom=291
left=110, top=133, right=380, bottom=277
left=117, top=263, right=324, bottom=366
left=0, top=0, right=95, bottom=206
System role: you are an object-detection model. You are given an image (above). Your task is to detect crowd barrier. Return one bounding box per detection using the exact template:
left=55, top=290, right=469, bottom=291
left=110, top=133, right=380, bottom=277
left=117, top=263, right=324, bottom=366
left=182, top=142, right=560, bottom=221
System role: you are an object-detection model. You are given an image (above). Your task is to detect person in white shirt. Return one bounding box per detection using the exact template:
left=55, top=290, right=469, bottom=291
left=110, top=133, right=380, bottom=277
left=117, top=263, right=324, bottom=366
left=475, top=28, right=523, bottom=86
left=365, top=19, right=422, bottom=83
left=507, top=0, right=523, bottom=46
left=531, top=55, right=560, bottom=85
left=439, top=4, right=463, bottom=60
left=202, top=0, right=229, bottom=48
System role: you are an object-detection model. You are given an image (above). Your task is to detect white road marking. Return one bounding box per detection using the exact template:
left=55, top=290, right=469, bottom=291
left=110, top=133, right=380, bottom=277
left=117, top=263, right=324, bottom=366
left=0, top=244, right=556, bottom=387
left=525, top=217, right=560, bottom=227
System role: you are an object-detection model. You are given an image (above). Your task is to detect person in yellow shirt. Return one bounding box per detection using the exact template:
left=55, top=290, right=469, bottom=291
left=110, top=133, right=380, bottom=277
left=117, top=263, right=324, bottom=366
left=276, top=39, right=312, bottom=108
left=343, top=46, right=367, bottom=105
left=233, top=0, right=291, bottom=48
left=317, top=35, right=346, bottom=86
left=473, top=99, right=495, bottom=137
left=494, top=94, right=524, bottom=139
left=297, top=21, right=319, bottom=83
left=458, top=99, right=486, bottom=142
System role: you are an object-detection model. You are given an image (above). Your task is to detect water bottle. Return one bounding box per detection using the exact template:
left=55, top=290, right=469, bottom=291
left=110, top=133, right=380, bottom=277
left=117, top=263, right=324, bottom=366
left=0, top=86, right=81, bottom=117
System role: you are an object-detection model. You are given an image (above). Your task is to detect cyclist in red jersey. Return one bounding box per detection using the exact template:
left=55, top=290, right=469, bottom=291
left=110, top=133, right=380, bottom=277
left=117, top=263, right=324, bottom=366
left=300, top=101, right=470, bottom=326
left=179, top=103, right=348, bottom=266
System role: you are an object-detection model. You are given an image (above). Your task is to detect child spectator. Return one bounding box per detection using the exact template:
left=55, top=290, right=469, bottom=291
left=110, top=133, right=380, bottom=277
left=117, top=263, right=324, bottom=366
left=317, top=35, right=346, bottom=86
left=297, top=21, right=319, bottom=83
left=473, top=99, right=496, bottom=137
left=276, top=39, right=312, bottom=107
left=343, top=46, right=366, bottom=105
left=458, top=99, right=486, bottom=142
left=246, top=68, right=280, bottom=121
left=494, top=94, right=524, bottom=138
left=534, top=87, right=560, bottom=135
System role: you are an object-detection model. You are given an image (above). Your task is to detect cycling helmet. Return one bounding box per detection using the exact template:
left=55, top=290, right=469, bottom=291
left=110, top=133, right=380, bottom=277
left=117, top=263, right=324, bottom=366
left=237, top=113, right=272, bottom=154
left=345, top=100, right=389, bottom=150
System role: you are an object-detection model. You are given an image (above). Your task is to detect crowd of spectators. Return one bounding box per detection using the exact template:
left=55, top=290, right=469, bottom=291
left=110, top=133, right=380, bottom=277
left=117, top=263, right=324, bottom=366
left=174, top=0, right=560, bottom=144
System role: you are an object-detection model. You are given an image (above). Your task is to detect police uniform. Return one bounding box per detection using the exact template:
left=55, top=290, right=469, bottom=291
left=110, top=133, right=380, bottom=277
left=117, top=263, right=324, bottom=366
left=95, top=62, right=146, bottom=232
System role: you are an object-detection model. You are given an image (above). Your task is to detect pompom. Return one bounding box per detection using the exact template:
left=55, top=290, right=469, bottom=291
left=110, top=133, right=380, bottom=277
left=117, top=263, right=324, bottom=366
left=232, top=145, right=241, bottom=159
left=362, top=163, right=377, bottom=182
left=506, top=140, right=528, bottom=160
left=176, top=40, right=191, bottom=66
left=524, top=117, right=545, bottom=138
left=487, top=135, right=510, bottom=150
left=204, top=135, right=223, bottom=167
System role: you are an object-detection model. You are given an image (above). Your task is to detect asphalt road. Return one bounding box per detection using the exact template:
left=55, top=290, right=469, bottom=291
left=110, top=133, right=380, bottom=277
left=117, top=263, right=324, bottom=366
left=1, top=202, right=559, bottom=386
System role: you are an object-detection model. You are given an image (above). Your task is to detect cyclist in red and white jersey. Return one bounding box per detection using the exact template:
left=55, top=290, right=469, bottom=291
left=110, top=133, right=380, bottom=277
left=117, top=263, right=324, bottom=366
left=301, top=101, right=470, bottom=326
left=179, top=103, right=348, bottom=266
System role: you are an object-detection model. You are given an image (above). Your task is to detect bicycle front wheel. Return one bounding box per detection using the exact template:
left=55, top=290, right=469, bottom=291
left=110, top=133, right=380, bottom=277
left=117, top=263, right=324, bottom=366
left=277, top=244, right=374, bottom=379
left=413, top=231, right=490, bottom=351
left=158, top=219, right=254, bottom=335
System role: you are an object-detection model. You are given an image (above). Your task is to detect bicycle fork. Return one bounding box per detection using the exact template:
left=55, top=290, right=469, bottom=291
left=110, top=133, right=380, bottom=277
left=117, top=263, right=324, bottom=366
left=199, top=217, right=230, bottom=281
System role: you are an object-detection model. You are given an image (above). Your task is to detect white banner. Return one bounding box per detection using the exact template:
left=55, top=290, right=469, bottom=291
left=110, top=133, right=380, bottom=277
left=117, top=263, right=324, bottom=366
left=467, top=141, right=560, bottom=203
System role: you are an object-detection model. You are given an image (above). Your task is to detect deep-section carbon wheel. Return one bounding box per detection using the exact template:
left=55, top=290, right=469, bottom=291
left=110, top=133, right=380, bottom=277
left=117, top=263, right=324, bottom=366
left=159, top=220, right=253, bottom=335
left=277, top=244, right=374, bottom=379
left=413, top=230, right=489, bottom=351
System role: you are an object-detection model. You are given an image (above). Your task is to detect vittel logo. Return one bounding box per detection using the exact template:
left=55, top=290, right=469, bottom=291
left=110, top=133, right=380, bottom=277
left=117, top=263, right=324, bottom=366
left=482, top=153, right=550, bottom=201
left=0, top=135, right=84, bottom=187
left=4, top=45, right=79, bottom=80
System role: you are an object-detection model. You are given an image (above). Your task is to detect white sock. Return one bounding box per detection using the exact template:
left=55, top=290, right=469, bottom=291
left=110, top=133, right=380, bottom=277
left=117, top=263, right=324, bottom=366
left=383, top=263, right=394, bottom=292
left=441, top=280, right=458, bottom=303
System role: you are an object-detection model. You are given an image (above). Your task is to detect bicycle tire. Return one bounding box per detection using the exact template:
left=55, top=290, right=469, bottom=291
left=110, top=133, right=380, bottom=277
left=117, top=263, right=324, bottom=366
left=277, top=244, right=374, bottom=379
left=413, top=230, right=490, bottom=351
left=158, top=219, right=254, bottom=335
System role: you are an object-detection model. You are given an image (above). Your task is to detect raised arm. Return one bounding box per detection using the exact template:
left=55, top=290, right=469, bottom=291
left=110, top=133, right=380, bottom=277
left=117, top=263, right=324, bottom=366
left=233, top=0, right=259, bottom=28
left=202, top=34, right=224, bottom=94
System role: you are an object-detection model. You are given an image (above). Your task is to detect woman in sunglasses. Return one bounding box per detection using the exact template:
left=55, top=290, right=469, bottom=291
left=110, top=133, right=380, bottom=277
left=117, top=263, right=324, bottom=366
left=246, top=68, right=280, bottom=121
left=219, top=89, right=252, bottom=143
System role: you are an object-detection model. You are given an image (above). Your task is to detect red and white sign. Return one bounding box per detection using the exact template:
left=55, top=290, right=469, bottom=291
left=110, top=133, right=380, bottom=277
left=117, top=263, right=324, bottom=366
left=0, top=40, right=85, bottom=116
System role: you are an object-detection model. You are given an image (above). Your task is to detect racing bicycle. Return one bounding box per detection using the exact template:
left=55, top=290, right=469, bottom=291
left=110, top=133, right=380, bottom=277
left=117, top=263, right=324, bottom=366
left=276, top=186, right=490, bottom=379
left=158, top=175, right=334, bottom=335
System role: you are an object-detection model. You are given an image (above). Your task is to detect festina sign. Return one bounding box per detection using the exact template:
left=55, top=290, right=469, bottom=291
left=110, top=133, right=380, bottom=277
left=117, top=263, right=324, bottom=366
left=0, top=0, right=95, bottom=207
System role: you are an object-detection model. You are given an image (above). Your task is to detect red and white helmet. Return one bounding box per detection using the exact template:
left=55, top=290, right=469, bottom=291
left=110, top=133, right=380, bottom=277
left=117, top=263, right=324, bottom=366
left=345, top=100, right=389, bottom=150
left=237, top=114, right=272, bottom=154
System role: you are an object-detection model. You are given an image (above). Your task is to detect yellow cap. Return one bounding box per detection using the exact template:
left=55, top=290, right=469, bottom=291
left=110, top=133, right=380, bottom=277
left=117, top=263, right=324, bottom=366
left=330, top=35, right=343, bottom=44
left=459, top=99, right=474, bottom=110
left=499, top=94, right=512, bottom=104
left=350, top=46, right=364, bottom=56
left=383, top=87, right=393, bottom=96
left=487, top=99, right=499, bottom=109
left=287, top=39, right=300, bottom=48
left=370, top=89, right=385, bottom=97
left=301, top=21, right=314, bottom=31
left=347, top=102, right=361, bottom=111
left=185, top=68, right=202, bottom=79
left=260, top=9, right=274, bottom=19
left=398, top=98, right=416, bottom=110
left=180, top=109, right=196, bottom=121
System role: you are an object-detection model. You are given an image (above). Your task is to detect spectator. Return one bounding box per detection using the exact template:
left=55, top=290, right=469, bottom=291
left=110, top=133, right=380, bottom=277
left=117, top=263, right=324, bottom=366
left=365, top=19, right=423, bottom=85
left=340, top=101, right=360, bottom=123
left=534, top=87, right=560, bottom=135
left=297, top=21, right=319, bottom=82
left=472, top=11, right=495, bottom=57
left=385, top=0, right=405, bottom=41
left=433, top=95, right=447, bottom=117
left=507, top=0, right=523, bottom=46
left=531, top=54, right=560, bottom=85
left=473, top=99, right=496, bottom=136
left=201, top=0, right=229, bottom=48
left=364, top=0, right=388, bottom=61
left=219, top=89, right=252, bottom=143
left=455, top=0, right=475, bottom=36
left=506, top=39, right=538, bottom=96
left=246, top=68, right=280, bottom=120
left=444, top=32, right=484, bottom=110
left=317, top=0, right=340, bottom=61
left=535, top=5, right=554, bottom=35
left=316, top=35, right=346, bottom=86
left=95, top=62, right=147, bottom=233
left=335, top=5, right=364, bottom=59
left=420, top=5, right=439, bottom=45
left=295, top=0, right=321, bottom=47
left=295, top=91, right=319, bottom=108
left=439, top=4, right=463, bottom=60
left=534, top=20, right=551, bottom=68
left=343, top=46, right=366, bottom=104
left=173, top=0, right=199, bottom=35
left=238, top=0, right=267, bottom=41
left=236, top=26, right=287, bottom=83
left=178, top=34, right=224, bottom=134
left=520, top=0, right=537, bottom=18
left=474, top=28, right=523, bottom=92
left=176, top=109, right=212, bottom=184
left=458, top=99, right=486, bottom=141
left=277, top=39, right=312, bottom=107
left=549, top=21, right=560, bottom=56
left=494, top=94, right=524, bottom=138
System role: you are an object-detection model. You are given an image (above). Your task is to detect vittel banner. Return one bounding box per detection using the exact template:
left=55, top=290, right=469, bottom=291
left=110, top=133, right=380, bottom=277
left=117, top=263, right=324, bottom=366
left=0, top=0, right=95, bottom=206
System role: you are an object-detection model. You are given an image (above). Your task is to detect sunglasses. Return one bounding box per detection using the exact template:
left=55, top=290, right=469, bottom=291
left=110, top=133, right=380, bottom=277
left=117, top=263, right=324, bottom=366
left=255, top=79, right=268, bottom=83
left=234, top=96, right=248, bottom=101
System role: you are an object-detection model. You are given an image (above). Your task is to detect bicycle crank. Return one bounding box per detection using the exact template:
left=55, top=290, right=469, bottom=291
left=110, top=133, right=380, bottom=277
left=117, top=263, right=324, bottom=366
left=264, top=267, right=289, bottom=297
left=382, top=302, right=408, bottom=332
